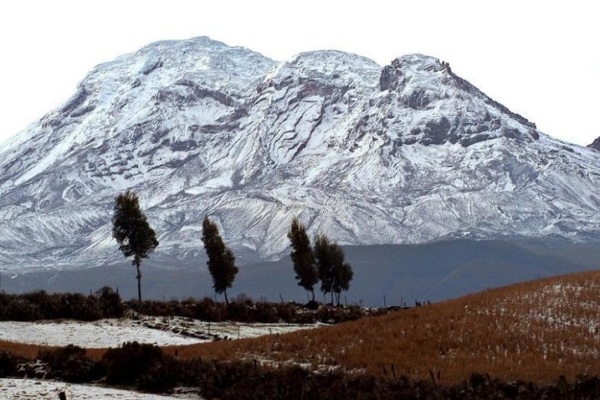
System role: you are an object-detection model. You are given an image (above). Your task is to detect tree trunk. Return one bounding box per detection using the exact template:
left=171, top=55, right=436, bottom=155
left=135, top=257, right=142, bottom=303
left=311, top=289, right=315, bottom=302
left=223, top=289, right=229, bottom=306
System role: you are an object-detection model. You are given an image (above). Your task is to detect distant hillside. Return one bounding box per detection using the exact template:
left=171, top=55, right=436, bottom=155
left=184, top=270, right=600, bottom=384
left=2, top=239, right=598, bottom=305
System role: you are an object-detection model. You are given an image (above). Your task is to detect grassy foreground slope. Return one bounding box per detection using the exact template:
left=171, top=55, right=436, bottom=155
left=186, top=270, right=600, bottom=384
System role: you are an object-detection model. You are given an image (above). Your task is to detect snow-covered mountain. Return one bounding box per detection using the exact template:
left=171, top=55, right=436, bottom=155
left=1, top=36, right=599, bottom=272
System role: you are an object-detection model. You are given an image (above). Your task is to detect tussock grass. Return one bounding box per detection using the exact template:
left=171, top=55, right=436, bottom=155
left=176, top=270, right=600, bottom=384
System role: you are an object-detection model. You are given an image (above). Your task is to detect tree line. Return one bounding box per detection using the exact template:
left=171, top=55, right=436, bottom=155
left=288, top=217, right=353, bottom=305
left=111, top=190, right=353, bottom=305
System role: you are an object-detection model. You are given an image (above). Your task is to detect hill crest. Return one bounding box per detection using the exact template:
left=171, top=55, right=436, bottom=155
left=190, top=269, right=600, bottom=384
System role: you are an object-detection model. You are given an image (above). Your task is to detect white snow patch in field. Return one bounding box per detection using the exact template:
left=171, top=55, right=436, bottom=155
left=0, top=319, right=204, bottom=348
left=0, top=378, right=200, bottom=399
left=0, top=316, right=324, bottom=348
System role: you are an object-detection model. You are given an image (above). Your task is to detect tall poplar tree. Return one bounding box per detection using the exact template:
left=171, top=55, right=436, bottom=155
left=333, top=261, right=354, bottom=306
left=314, top=233, right=335, bottom=304
left=201, top=216, right=238, bottom=305
left=112, top=190, right=159, bottom=302
left=287, top=217, right=319, bottom=301
left=314, top=233, right=354, bottom=305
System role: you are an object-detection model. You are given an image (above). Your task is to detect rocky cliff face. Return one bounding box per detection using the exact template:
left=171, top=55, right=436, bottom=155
left=588, top=137, right=600, bottom=151
left=1, top=36, right=599, bottom=272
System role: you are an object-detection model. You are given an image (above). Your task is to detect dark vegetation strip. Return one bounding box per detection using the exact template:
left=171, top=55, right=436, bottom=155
left=1, top=344, right=600, bottom=399
left=0, top=287, right=388, bottom=324
left=0, top=287, right=124, bottom=321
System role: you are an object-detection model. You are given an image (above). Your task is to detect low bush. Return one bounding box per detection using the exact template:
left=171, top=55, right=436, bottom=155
left=127, top=296, right=385, bottom=324
left=1, top=287, right=383, bottom=324
left=0, top=350, right=18, bottom=377
left=39, top=344, right=103, bottom=383
left=97, top=286, right=125, bottom=318
left=102, top=341, right=179, bottom=392
left=0, top=287, right=123, bottom=322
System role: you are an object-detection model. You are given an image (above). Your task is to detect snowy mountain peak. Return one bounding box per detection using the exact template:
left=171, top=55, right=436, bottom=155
left=1, top=36, right=600, bottom=272
left=284, top=50, right=381, bottom=74
left=121, top=35, right=274, bottom=78
left=373, top=54, right=539, bottom=147
left=380, top=54, right=446, bottom=91
left=262, top=50, right=380, bottom=94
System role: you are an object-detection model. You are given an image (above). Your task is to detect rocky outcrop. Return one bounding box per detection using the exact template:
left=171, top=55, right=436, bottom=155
left=588, top=137, right=600, bottom=151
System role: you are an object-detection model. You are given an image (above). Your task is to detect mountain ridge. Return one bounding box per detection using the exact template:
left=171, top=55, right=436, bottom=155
left=0, top=36, right=599, bottom=273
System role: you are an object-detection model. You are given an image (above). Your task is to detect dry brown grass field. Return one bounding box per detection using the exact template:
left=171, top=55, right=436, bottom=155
left=3, top=270, right=600, bottom=386
left=173, top=270, right=600, bottom=384
left=0, top=341, right=106, bottom=360
left=0, top=341, right=56, bottom=359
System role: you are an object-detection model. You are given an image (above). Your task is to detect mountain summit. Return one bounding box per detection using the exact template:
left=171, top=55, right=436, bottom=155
left=1, top=36, right=599, bottom=272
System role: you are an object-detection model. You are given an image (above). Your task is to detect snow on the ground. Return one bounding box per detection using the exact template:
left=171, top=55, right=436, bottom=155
left=0, top=378, right=202, bottom=399
left=0, top=319, right=204, bottom=348
left=139, top=315, right=324, bottom=340
left=0, top=316, right=323, bottom=348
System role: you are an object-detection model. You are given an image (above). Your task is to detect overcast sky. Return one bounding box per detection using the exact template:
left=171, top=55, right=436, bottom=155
left=0, top=0, right=598, bottom=146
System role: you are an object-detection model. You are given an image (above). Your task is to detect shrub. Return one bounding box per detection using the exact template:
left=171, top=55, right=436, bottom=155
left=23, top=291, right=61, bottom=319
left=103, top=341, right=178, bottom=392
left=0, top=288, right=124, bottom=322
left=63, top=293, right=103, bottom=321
left=225, top=298, right=253, bottom=322
left=39, top=345, right=103, bottom=383
left=97, top=286, right=125, bottom=318
left=202, top=297, right=228, bottom=321
left=253, top=301, right=279, bottom=323
left=0, top=350, right=18, bottom=377
left=137, top=353, right=180, bottom=392
left=275, top=302, right=298, bottom=323
left=0, top=292, right=41, bottom=320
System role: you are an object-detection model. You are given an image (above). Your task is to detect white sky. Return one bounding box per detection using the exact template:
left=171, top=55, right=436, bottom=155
left=0, top=0, right=598, bottom=146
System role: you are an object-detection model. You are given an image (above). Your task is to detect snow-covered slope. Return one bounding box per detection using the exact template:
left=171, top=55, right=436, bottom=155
left=1, top=36, right=599, bottom=272
left=0, top=316, right=320, bottom=348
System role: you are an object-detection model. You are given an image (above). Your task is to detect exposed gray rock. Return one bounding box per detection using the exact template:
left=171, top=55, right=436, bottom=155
left=588, top=136, right=600, bottom=151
